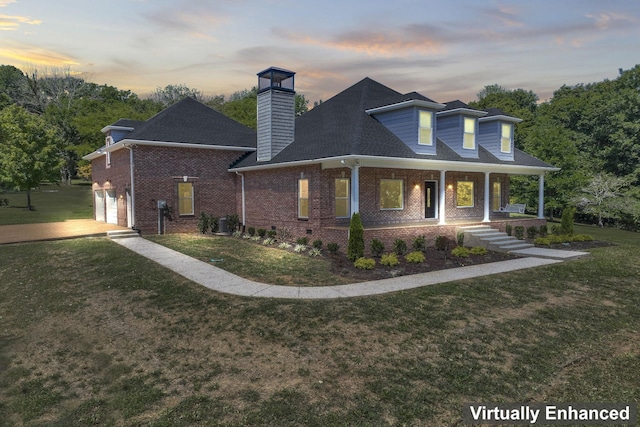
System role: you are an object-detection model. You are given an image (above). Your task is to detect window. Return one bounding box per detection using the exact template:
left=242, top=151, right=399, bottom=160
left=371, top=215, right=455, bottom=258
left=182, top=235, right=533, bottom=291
left=380, top=179, right=403, bottom=210
left=178, top=182, right=194, bottom=215
left=492, top=182, right=502, bottom=211
left=456, top=181, right=474, bottom=207
left=418, top=110, right=433, bottom=145
left=335, top=178, right=350, bottom=218
left=463, top=117, right=476, bottom=149
left=501, top=123, right=512, bottom=153
left=298, top=179, right=309, bottom=218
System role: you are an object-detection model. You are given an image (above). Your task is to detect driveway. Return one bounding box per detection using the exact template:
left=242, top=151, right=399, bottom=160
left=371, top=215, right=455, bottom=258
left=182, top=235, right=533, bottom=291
left=0, top=220, right=128, bottom=244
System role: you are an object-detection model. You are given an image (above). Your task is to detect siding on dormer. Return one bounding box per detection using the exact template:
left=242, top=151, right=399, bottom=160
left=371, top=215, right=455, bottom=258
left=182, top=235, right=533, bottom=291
left=435, top=114, right=478, bottom=159
left=478, top=120, right=514, bottom=161
left=374, top=107, right=437, bottom=155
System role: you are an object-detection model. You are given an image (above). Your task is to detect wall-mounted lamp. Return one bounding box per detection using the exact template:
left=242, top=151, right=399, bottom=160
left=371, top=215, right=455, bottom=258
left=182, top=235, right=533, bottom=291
left=447, top=184, right=454, bottom=190
left=183, top=175, right=188, bottom=182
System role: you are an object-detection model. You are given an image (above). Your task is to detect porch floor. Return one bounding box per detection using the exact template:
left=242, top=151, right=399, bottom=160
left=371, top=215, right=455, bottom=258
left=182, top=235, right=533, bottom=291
left=325, top=216, right=540, bottom=231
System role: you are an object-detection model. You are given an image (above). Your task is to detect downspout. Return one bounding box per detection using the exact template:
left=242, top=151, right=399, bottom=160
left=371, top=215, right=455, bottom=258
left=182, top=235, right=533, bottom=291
left=236, top=172, right=246, bottom=228
left=124, top=144, right=136, bottom=229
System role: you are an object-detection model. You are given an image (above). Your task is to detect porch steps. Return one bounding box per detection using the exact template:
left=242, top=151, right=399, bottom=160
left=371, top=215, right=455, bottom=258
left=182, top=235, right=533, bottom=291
left=107, top=229, right=140, bottom=239
left=457, top=225, right=534, bottom=253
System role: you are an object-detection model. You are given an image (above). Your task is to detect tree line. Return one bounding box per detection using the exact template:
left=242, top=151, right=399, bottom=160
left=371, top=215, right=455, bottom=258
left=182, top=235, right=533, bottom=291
left=0, top=63, right=638, bottom=228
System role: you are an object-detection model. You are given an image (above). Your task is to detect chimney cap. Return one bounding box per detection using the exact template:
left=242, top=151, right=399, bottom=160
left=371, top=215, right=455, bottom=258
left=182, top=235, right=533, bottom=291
left=258, top=67, right=295, bottom=93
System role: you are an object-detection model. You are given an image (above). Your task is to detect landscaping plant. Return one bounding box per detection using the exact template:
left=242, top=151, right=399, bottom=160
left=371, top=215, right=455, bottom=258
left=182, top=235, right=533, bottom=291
left=347, top=212, right=364, bottom=261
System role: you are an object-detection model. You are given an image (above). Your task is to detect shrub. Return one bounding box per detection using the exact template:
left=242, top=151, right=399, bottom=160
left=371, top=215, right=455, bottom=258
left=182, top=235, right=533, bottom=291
left=197, top=212, right=209, bottom=234
left=451, top=246, right=469, bottom=258
left=226, top=214, right=240, bottom=232
left=257, top=228, right=267, bottom=238
left=242, top=233, right=252, bottom=239
left=347, top=213, right=365, bottom=261
left=561, top=207, right=576, bottom=235
left=380, top=253, right=400, bottom=267
left=327, top=242, right=339, bottom=254
left=573, top=234, right=594, bottom=242
left=262, top=237, right=275, bottom=245
left=526, top=226, right=538, bottom=239
left=412, top=235, right=426, bottom=252
left=514, top=226, right=525, bottom=240
left=393, top=239, right=407, bottom=256
left=293, top=244, right=307, bottom=253
left=209, top=216, right=219, bottom=233
left=267, top=230, right=277, bottom=238
left=457, top=231, right=465, bottom=247
left=232, top=231, right=243, bottom=238
left=308, top=247, right=322, bottom=257
left=435, top=235, right=450, bottom=251
left=505, top=224, right=513, bottom=236
left=251, top=235, right=261, bottom=241
left=539, top=224, right=548, bottom=237
left=469, top=246, right=488, bottom=256
left=551, top=224, right=561, bottom=235
left=534, top=237, right=551, bottom=246
left=278, top=242, right=292, bottom=249
left=296, top=236, right=309, bottom=246
left=370, top=239, right=385, bottom=257
left=405, top=251, right=425, bottom=263
left=247, top=227, right=256, bottom=236
left=312, top=239, right=323, bottom=249
left=354, top=257, right=376, bottom=270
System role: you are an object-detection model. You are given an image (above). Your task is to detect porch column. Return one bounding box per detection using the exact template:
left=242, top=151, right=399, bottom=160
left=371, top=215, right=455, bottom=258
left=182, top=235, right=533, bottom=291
left=438, top=170, right=446, bottom=225
left=351, top=164, right=360, bottom=214
left=483, top=171, right=491, bottom=222
left=538, top=174, right=545, bottom=219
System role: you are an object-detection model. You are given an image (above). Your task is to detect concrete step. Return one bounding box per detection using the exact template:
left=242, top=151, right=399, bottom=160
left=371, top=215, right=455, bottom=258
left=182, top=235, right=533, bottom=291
left=499, top=242, right=535, bottom=251
left=107, top=229, right=140, bottom=239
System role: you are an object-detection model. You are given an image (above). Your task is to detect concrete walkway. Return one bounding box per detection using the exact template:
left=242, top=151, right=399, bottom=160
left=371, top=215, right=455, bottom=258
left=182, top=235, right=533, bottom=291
left=113, top=237, right=574, bottom=300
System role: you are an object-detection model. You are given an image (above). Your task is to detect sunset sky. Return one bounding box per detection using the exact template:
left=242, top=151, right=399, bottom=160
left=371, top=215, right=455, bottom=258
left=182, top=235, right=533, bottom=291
left=1, top=0, right=639, bottom=104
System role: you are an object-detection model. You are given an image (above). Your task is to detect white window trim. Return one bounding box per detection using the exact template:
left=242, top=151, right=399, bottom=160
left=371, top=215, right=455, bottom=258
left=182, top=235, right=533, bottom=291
left=418, top=110, right=433, bottom=146
left=492, top=181, right=502, bottom=211
left=335, top=178, right=350, bottom=218
left=500, top=123, right=512, bottom=153
left=298, top=178, right=309, bottom=219
left=178, top=182, right=194, bottom=216
left=380, top=178, right=404, bottom=210
left=456, top=180, right=475, bottom=208
left=463, top=117, right=476, bottom=150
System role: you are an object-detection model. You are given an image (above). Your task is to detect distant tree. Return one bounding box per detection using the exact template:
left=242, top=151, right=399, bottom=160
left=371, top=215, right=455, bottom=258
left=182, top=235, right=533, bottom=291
left=0, top=105, right=64, bottom=210
left=148, top=84, right=204, bottom=107
left=573, top=173, right=631, bottom=227
left=0, top=65, right=27, bottom=107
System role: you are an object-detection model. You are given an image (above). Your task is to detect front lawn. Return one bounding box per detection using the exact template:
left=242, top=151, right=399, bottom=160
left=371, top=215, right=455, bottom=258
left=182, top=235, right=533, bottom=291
left=0, top=225, right=638, bottom=425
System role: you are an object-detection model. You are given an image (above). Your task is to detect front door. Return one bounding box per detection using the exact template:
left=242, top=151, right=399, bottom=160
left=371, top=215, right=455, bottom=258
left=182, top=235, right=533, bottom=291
left=425, top=181, right=438, bottom=219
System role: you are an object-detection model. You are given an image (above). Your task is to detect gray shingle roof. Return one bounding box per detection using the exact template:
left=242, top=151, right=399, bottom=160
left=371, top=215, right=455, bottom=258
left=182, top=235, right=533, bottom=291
left=231, top=78, right=553, bottom=170
left=124, top=97, right=256, bottom=148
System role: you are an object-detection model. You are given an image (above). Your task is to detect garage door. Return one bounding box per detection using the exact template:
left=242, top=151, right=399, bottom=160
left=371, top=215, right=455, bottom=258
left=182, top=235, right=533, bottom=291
left=105, top=190, right=118, bottom=224
left=94, top=191, right=105, bottom=222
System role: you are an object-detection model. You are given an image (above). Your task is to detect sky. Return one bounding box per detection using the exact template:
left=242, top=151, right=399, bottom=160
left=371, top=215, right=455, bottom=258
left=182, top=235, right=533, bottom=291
left=1, top=0, right=639, bottom=104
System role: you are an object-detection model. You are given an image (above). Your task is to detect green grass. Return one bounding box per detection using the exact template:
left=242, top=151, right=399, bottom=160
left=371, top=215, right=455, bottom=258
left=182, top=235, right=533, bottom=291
left=0, top=182, right=93, bottom=225
left=0, top=226, right=638, bottom=425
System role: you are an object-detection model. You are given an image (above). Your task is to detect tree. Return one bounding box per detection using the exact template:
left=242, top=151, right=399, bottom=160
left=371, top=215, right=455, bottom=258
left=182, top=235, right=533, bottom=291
left=148, top=84, right=204, bottom=107
left=574, top=173, right=632, bottom=227
left=0, top=105, right=64, bottom=210
left=347, top=212, right=364, bottom=261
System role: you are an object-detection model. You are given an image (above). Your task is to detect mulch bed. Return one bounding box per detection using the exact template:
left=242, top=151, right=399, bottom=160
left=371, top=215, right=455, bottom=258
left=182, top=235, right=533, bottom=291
left=327, top=247, right=520, bottom=282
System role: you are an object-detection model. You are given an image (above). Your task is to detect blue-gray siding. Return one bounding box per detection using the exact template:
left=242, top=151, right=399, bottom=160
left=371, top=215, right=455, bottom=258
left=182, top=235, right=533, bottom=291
left=478, top=121, right=514, bottom=161
left=257, top=90, right=295, bottom=161
left=374, top=107, right=437, bottom=155
left=435, top=115, right=479, bottom=159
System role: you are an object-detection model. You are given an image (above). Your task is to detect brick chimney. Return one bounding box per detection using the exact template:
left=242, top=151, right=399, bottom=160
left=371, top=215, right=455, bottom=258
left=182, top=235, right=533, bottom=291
left=256, top=67, right=295, bottom=162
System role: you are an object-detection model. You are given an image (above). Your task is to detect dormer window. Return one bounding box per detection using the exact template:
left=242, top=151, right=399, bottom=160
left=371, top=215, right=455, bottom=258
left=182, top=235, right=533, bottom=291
left=418, top=110, right=433, bottom=146
left=501, top=123, right=512, bottom=153
left=463, top=117, right=476, bottom=149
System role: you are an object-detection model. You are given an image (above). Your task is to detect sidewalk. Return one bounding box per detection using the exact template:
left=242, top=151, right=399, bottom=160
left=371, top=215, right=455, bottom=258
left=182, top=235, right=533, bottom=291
left=113, top=237, right=573, bottom=300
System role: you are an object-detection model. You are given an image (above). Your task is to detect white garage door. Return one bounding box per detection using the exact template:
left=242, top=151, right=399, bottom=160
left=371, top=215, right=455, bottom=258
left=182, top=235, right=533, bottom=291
left=94, top=191, right=105, bottom=222
left=105, top=190, right=118, bottom=225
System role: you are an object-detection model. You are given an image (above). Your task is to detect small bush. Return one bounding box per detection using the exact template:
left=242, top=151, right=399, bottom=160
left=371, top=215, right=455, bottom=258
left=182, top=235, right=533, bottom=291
left=251, top=235, right=261, bottom=241
left=406, top=251, right=425, bottom=263
left=308, top=247, right=322, bottom=257
left=267, top=230, right=277, bottom=238
left=412, top=235, right=426, bottom=252
left=505, top=224, right=513, bottom=236
left=262, top=237, right=275, bottom=245
left=561, top=207, right=576, bottom=235
left=370, top=239, right=385, bottom=257
left=393, top=239, right=407, bottom=256
left=534, top=237, right=551, bottom=246
left=242, top=233, right=252, bottom=239
left=296, top=236, right=309, bottom=246
left=526, top=226, right=538, bottom=239
left=539, top=224, right=548, bottom=237
left=514, top=226, right=525, bottom=240
left=209, top=216, right=219, bottom=233
left=278, top=242, right=292, bottom=249
left=451, top=246, right=469, bottom=258
left=457, top=231, right=465, bottom=247
left=380, top=253, right=400, bottom=267
left=257, top=228, right=267, bottom=238
left=435, top=235, right=450, bottom=251
left=247, top=227, right=256, bottom=236
left=551, top=224, right=561, bottom=235
left=293, top=244, right=307, bottom=253
left=327, top=242, right=339, bottom=254
left=226, top=214, right=240, bottom=233
left=573, top=234, right=594, bottom=242
left=197, top=212, right=209, bottom=234
left=232, top=231, right=243, bottom=238
left=469, top=246, right=488, bottom=256
left=354, top=257, right=375, bottom=270
left=312, top=239, right=323, bottom=249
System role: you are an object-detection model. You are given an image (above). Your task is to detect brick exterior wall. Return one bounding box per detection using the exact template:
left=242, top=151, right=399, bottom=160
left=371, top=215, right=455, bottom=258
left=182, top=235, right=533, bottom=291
left=91, top=145, right=248, bottom=234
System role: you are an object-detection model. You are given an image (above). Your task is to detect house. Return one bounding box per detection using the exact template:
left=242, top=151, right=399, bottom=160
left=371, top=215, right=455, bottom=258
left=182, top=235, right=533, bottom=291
left=84, top=67, right=557, bottom=248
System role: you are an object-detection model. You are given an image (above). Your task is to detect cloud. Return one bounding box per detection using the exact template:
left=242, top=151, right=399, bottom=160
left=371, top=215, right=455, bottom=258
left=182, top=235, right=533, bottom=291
left=0, top=42, right=77, bottom=66
left=587, top=11, right=638, bottom=30
left=141, top=0, right=227, bottom=41
left=0, top=13, right=41, bottom=30
left=0, top=0, right=16, bottom=7
left=483, top=4, right=524, bottom=28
